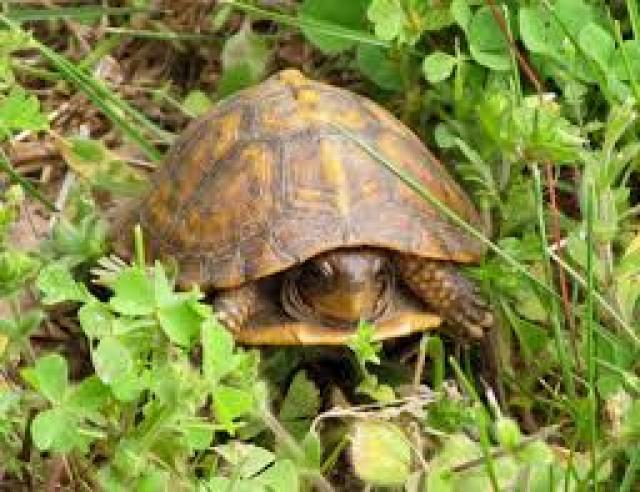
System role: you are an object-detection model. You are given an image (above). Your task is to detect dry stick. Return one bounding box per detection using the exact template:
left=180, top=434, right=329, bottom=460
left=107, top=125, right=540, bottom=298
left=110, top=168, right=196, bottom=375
left=484, top=0, right=577, bottom=356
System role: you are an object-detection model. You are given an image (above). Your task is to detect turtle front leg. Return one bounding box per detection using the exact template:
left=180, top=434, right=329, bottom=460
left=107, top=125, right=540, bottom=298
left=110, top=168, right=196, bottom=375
left=396, top=255, right=493, bottom=339
left=212, top=283, right=262, bottom=334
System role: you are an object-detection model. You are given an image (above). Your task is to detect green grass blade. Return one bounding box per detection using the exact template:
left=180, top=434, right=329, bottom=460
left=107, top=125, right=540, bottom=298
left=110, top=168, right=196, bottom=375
left=0, top=150, right=56, bottom=212
left=584, top=179, right=597, bottom=490
left=532, top=165, right=575, bottom=399
left=5, top=6, right=158, bottom=22
left=104, top=27, right=224, bottom=42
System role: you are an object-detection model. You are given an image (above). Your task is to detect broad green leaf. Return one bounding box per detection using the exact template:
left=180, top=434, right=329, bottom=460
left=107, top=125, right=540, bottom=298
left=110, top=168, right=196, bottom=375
left=0, top=86, right=48, bottom=136
left=468, top=6, right=511, bottom=71
left=182, top=420, right=215, bottom=451
left=356, top=44, right=403, bottom=91
left=109, top=266, right=154, bottom=316
left=78, top=301, right=113, bottom=339
left=66, top=376, right=110, bottom=412
left=578, top=23, right=614, bottom=72
left=221, top=24, right=270, bottom=80
left=279, top=370, right=320, bottom=439
left=216, top=64, right=254, bottom=99
left=450, top=0, right=472, bottom=33
left=202, top=319, right=237, bottom=382
left=22, top=353, right=68, bottom=403
left=31, top=407, right=75, bottom=452
left=213, top=385, right=254, bottom=433
left=36, top=262, right=92, bottom=304
left=255, top=459, right=299, bottom=492
left=136, top=469, right=170, bottom=492
left=350, top=420, right=411, bottom=486
left=367, top=0, right=406, bottom=42
left=299, top=0, right=370, bottom=54
left=519, top=6, right=563, bottom=55
left=215, top=441, right=275, bottom=479
left=553, top=0, right=593, bottom=39
left=423, top=51, right=457, bottom=83
left=93, top=336, right=134, bottom=385
left=157, top=295, right=202, bottom=347
left=279, top=370, right=320, bottom=422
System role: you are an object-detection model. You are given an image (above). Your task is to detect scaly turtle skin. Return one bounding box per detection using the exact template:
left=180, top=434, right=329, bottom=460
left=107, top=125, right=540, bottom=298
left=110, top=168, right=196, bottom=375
left=113, top=69, right=492, bottom=342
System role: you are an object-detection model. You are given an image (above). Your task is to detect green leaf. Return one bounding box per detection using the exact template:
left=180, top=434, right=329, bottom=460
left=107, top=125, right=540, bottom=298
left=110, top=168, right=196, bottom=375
left=356, top=44, right=403, bottom=90
left=202, top=318, right=237, bottom=382
left=450, top=0, right=472, bottom=33
left=350, top=420, right=411, bottom=486
left=22, top=353, right=68, bottom=403
left=279, top=370, right=320, bottom=439
left=157, top=294, right=203, bottom=347
left=215, top=441, right=275, bottom=479
left=613, top=41, right=640, bottom=81
left=299, top=0, right=370, bottom=54
left=31, top=407, right=75, bottom=452
left=182, top=90, right=212, bottom=116
left=367, top=0, right=406, bottom=42
left=255, top=459, right=299, bottom=492
left=468, top=6, right=511, bottom=71
left=78, top=301, right=113, bottom=339
left=109, top=266, right=154, bottom=316
left=213, top=385, right=254, bottom=434
left=0, top=249, right=40, bottom=296
left=182, top=420, right=215, bottom=451
left=0, top=86, right=48, bottom=137
left=279, top=370, right=320, bottom=422
left=578, top=22, right=615, bottom=71
left=221, top=24, right=270, bottom=81
left=58, top=137, right=149, bottom=196
left=216, top=64, right=254, bottom=99
left=519, top=6, right=563, bottom=55
left=553, top=0, right=593, bottom=39
left=66, top=376, right=110, bottom=411
left=348, top=320, right=382, bottom=366
left=36, top=262, right=92, bottom=305
left=93, top=336, right=134, bottom=385
left=136, top=469, right=170, bottom=492
left=423, top=51, right=457, bottom=83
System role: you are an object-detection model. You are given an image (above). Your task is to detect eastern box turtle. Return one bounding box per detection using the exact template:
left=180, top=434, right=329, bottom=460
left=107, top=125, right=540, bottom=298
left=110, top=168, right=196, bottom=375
left=112, top=69, right=492, bottom=344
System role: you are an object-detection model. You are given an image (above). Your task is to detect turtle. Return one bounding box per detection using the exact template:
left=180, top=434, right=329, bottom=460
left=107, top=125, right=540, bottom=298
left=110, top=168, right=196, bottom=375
left=112, top=69, right=493, bottom=344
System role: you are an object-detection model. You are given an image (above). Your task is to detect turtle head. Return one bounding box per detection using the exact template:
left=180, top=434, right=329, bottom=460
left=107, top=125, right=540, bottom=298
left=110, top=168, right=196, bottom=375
left=282, top=248, right=393, bottom=326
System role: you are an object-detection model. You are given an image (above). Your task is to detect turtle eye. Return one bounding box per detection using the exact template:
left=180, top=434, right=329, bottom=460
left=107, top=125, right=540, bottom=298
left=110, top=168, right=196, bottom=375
left=303, top=260, right=333, bottom=280
left=314, top=260, right=333, bottom=278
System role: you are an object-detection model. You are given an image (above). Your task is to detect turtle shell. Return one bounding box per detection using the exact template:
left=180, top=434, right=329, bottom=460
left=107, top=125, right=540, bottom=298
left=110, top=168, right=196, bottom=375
left=114, top=69, right=485, bottom=289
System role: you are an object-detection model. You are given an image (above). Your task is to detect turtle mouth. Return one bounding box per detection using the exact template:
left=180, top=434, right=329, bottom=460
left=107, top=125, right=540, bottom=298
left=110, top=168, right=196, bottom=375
left=280, top=272, right=393, bottom=328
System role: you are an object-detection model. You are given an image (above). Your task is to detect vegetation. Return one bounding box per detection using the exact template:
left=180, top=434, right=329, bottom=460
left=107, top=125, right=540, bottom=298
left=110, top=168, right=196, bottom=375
left=0, top=0, right=639, bottom=489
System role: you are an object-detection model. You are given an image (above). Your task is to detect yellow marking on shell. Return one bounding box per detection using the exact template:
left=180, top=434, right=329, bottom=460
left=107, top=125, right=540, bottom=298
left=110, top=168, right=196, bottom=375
left=320, top=140, right=349, bottom=216
left=300, top=107, right=366, bottom=130
left=261, top=107, right=308, bottom=133
left=296, top=89, right=320, bottom=106
left=278, top=69, right=307, bottom=87
left=175, top=111, right=241, bottom=206
left=145, top=180, right=173, bottom=232
left=213, top=111, right=242, bottom=160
